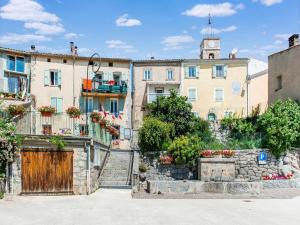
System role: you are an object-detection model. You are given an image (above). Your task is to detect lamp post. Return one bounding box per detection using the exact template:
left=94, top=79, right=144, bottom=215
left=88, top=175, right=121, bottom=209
left=85, top=53, right=101, bottom=135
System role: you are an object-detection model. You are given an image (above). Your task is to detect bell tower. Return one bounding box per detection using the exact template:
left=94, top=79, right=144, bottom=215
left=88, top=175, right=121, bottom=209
left=200, top=15, right=221, bottom=60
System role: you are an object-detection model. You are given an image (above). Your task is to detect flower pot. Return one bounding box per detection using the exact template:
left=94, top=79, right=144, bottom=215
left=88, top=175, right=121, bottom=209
left=41, top=112, right=53, bottom=117
left=69, top=115, right=80, bottom=119
left=91, top=117, right=98, bottom=123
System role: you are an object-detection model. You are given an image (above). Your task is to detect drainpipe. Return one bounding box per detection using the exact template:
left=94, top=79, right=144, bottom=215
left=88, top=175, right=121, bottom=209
left=130, top=63, right=134, bottom=131
left=86, top=141, right=91, bottom=195
left=246, top=60, right=250, bottom=117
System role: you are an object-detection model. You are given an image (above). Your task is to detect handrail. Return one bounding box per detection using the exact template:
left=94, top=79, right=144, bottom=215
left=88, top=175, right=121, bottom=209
left=97, top=142, right=111, bottom=179
left=127, top=150, right=134, bottom=186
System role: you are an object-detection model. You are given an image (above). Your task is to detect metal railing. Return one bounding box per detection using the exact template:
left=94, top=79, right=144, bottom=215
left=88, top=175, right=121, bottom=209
left=147, top=93, right=171, bottom=103
left=14, top=111, right=112, bottom=146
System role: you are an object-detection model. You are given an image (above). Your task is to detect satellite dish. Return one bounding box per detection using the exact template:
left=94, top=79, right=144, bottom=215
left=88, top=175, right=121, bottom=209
left=231, top=48, right=238, bottom=55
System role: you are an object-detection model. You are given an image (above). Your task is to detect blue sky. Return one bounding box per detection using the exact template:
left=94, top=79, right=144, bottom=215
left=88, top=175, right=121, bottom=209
left=0, top=0, right=299, bottom=61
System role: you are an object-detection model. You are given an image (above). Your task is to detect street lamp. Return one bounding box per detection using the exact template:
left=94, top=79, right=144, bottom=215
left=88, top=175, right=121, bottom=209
left=85, top=53, right=101, bottom=135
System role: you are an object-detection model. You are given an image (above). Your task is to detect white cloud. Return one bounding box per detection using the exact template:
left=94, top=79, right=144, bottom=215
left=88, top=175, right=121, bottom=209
left=0, top=0, right=59, bottom=23
left=64, top=32, right=84, bottom=40
left=24, top=22, right=65, bottom=35
left=115, top=14, right=142, bottom=27
left=161, top=35, right=195, bottom=51
left=0, top=33, right=50, bottom=45
left=201, top=25, right=237, bottom=35
left=252, top=0, right=283, bottom=6
left=274, top=40, right=283, bottom=45
left=182, top=2, right=244, bottom=17
left=274, top=33, right=290, bottom=40
left=106, top=40, right=136, bottom=52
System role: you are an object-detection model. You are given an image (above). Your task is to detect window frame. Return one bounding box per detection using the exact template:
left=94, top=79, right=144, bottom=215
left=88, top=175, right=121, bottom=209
left=215, top=65, right=225, bottom=78
left=143, top=69, right=152, bottom=80
left=110, top=98, right=118, bottom=114
left=188, top=66, right=197, bottom=78
left=50, top=97, right=63, bottom=113
left=214, top=88, right=224, bottom=102
left=166, top=69, right=174, bottom=80
left=187, top=87, right=197, bottom=102
left=7, top=55, right=25, bottom=73
left=275, top=75, right=282, bottom=91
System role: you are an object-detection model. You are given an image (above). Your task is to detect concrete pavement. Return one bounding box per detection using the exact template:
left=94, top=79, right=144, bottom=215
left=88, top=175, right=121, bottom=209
left=1, top=189, right=300, bottom=225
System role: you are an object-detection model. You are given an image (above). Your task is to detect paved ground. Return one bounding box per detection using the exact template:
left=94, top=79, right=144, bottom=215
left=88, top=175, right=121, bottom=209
left=1, top=189, right=300, bottom=225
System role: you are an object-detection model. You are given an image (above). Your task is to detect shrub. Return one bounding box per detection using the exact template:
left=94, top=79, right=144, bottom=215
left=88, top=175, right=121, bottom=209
left=258, top=99, right=300, bottom=158
left=50, top=136, right=66, bottom=150
left=189, top=117, right=213, bottom=142
left=0, top=192, right=4, bottom=199
left=139, top=162, right=148, bottom=173
left=138, top=117, right=175, bottom=153
left=168, top=135, right=203, bottom=165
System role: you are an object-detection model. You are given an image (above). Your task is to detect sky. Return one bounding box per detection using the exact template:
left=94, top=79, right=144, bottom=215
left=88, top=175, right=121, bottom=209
left=0, top=0, right=299, bottom=61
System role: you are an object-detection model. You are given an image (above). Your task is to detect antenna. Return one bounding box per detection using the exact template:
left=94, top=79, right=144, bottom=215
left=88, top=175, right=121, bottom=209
left=207, top=13, right=214, bottom=38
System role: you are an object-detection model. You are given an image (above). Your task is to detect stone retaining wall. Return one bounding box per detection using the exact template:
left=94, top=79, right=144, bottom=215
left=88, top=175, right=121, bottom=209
left=0, top=178, right=5, bottom=193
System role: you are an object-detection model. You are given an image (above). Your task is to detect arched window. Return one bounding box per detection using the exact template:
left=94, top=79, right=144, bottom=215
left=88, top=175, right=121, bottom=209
left=208, top=113, right=216, bottom=121
left=209, top=53, right=215, bottom=59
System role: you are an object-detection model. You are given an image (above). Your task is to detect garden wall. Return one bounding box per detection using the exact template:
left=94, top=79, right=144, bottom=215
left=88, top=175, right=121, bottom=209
left=233, top=149, right=300, bottom=181
left=0, top=177, right=5, bottom=193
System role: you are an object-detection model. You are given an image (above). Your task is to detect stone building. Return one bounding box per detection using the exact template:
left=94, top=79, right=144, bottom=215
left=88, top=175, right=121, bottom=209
left=268, top=34, right=300, bottom=104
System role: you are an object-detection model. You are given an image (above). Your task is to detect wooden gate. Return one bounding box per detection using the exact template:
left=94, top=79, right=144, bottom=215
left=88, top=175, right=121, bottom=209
left=21, top=150, right=73, bottom=194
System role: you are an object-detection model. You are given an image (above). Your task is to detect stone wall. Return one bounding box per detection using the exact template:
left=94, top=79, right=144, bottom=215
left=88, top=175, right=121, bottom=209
left=0, top=177, right=5, bottom=193
left=234, top=149, right=300, bottom=181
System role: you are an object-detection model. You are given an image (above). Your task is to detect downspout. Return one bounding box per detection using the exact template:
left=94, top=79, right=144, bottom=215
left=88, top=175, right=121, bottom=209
left=246, top=59, right=250, bottom=117
left=130, top=62, right=134, bottom=131
left=86, top=141, right=91, bottom=195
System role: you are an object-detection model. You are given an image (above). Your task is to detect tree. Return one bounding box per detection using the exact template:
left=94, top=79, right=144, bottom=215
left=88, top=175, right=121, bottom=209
left=146, top=89, right=194, bottom=136
left=258, top=99, right=300, bottom=158
left=138, top=117, right=175, bottom=153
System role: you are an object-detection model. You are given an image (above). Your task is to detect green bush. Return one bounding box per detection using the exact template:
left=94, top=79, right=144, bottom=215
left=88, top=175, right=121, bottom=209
left=50, top=136, right=66, bottom=150
left=138, top=117, right=175, bottom=153
left=189, top=117, right=213, bottom=142
left=168, top=136, right=203, bottom=165
left=0, top=192, right=4, bottom=199
left=258, top=99, right=300, bottom=158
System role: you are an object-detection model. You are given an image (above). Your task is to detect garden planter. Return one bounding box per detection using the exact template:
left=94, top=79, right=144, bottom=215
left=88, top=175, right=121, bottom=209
left=41, top=112, right=53, bottom=117
left=69, top=115, right=80, bottom=119
left=91, top=117, right=98, bottom=123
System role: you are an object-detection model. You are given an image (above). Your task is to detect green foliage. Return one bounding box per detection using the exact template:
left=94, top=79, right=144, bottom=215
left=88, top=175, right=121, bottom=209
left=138, top=117, right=175, bottom=153
left=167, top=136, right=202, bottom=165
left=258, top=99, right=300, bottom=158
left=0, top=191, right=4, bottom=199
left=50, top=136, right=66, bottom=150
left=139, top=162, right=148, bottom=173
left=146, top=89, right=194, bottom=136
left=189, top=117, right=213, bottom=141
left=0, top=117, right=21, bottom=168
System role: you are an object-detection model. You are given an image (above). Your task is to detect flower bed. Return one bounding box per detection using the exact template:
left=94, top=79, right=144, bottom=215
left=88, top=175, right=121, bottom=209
left=262, top=173, right=293, bottom=180
left=200, top=150, right=235, bottom=158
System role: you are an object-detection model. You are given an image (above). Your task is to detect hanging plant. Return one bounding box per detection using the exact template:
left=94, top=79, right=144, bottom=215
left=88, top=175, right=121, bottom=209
left=7, top=104, right=25, bottom=117
left=66, top=107, right=81, bottom=119
left=38, top=106, right=56, bottom=117
left=90, top=112, right=102, bottom=123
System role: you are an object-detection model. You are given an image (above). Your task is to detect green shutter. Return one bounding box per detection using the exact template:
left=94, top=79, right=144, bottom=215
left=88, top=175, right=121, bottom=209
left=79, top=96, right=84, bottom=113
left=212, top=65, right=216, bottom=78
left=57, top=70, right=62, bottom=85
left=57, top=98, right=63, bottom=113
left=50, top=97, right=56, bottom=109
left=108, top=72, right=113, bottom=81
left=103, top=73, right=109, bottom=81
left=121, top=73, right=128, bottom=81
left=119, top=98, right=125, bottom=112
left=93, top=98, right=99, bottom=111
left=224, top=65, right=228, bottom=78
left=44, top=70, right=50, bottom=86
left=104, top=98, right=110, bottom=112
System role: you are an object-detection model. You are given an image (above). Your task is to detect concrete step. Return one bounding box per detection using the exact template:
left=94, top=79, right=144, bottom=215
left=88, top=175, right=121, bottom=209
left=100, top=185, right=132, bottom=189
left=100, top=181, right=130, bottom=186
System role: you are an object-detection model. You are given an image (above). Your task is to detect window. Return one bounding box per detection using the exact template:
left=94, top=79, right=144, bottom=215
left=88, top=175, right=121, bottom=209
left=63, top=59, right=67, bottom=64
left=7, top=56, right=25, bottom=73
left=50, top=71, right=59, bottom=86
left=79, top=97, right=93, bottom=113
left=143, top=69, right=151, bottom=80
left=213, top=65, right=227, bottom=78
left=155, top=87, right=164, bottom=94
left=208, top=113, right=216, bottom=121
left=215, top=88, right=224, bottom=102
left=47, top=58, right=51, bottom=62
left=166, top=69, right=174, bottom=80
left=276, top=75, right=282, bottom=91
left=224, top=110, right=234, bottom=118
left=209, top=53, right=215, bottom=59
left=188, top=88, right=197, bottom=102
left=188, top=66, right=196, bottom=78
left=109, top=62, right=113, bottom=67
left=110, top=99, right=118, bottom=115
left=50, top=97, right=63, bottom=113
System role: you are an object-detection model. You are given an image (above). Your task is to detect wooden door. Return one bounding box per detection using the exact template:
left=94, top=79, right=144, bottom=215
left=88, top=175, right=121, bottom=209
left=21, top=150, right=73, bottom=194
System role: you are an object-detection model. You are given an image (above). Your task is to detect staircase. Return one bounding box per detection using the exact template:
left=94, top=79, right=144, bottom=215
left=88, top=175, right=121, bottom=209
left=100, top=150, right=133, bottom=189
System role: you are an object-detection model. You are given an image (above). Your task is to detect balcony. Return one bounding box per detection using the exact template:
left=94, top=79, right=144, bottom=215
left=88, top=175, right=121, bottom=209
left=147, top=93, right=171, bottom=103
left=82, top=78, right=127, bottom=98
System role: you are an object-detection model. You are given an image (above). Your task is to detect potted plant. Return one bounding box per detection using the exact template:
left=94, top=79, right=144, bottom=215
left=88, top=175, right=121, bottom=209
left=38, top=106, right=56, bottom=117
left=7, top=104, right=25, bottom=117
left=66, top=106, right=81, bottom=119
left=99, top=118, right=106, bottom=128
left=90, top=112, right=102, bottom=123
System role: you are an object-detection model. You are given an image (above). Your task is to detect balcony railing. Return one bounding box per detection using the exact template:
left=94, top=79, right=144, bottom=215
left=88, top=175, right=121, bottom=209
left=147, top=93, right=171, bottom=103
left=82, top=79, right=127, bottom=95
left=13, top=112, right=112, bottom=146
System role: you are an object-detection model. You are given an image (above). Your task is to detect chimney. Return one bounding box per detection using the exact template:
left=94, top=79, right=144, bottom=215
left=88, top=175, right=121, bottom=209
left=30, top=45, right=36, bottom=52
left=150, top=56, right=155, bottom=60
left=229, top=53, right=236, bottom=59
left=289, top=34, right=299, bottom=47
left=70, top=41, right=75, bottom=55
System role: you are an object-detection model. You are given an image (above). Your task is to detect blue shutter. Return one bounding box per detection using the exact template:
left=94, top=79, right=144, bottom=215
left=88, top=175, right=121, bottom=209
left=104, top=98, right=110, bottom=112
left=57, top=70, right=62, bottom=86
left=57, top=98, right=63, bottom=113
left=212, top=65, right=216, bottom=78
left=93, top=98, right=99, bottom=111
left=224, top=65, right=228, bottom=78
left=51, top=97, right=57, bottom=109
left=119, top=98, right=125, bottom=112
left=16, top=57, right=25, bottom=73
left=44, top=70, right=50, bottom=86
left=79, top=96, right=84, bottom=113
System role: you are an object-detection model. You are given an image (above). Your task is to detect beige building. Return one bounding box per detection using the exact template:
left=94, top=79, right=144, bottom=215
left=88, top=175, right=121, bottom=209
left=268, top=34, right=300, bottom=104
left=132, top=59, right=182, bottom=129
left=28, top=46, right=132, bottom=148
